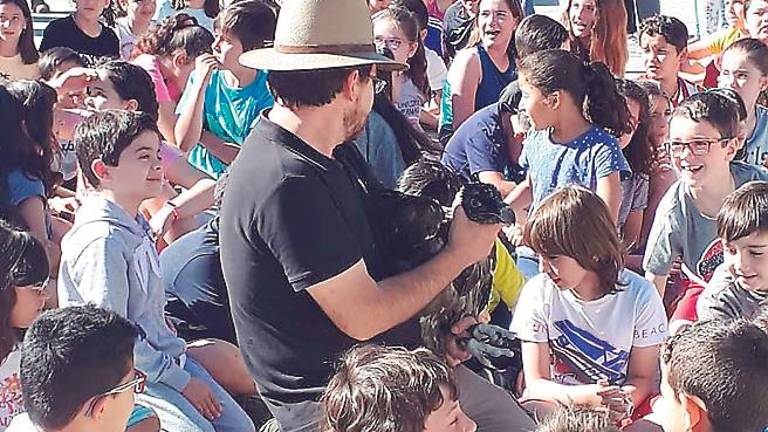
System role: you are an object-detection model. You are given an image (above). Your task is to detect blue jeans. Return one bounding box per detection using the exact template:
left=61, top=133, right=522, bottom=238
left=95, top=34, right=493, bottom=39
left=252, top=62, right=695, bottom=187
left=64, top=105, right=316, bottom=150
left=137, top=358, right=255, bottom=432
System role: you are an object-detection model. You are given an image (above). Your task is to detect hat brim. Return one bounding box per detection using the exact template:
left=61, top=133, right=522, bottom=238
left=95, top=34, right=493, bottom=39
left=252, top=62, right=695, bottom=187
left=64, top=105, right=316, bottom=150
left=240, top=48, right=408, bottom=72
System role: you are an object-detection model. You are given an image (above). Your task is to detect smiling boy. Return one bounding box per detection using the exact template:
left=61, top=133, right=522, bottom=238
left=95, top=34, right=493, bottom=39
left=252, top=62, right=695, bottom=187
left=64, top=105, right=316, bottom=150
left=698, top=181, right=768, bottom=321
left=643, top=92, right=768, bottom=329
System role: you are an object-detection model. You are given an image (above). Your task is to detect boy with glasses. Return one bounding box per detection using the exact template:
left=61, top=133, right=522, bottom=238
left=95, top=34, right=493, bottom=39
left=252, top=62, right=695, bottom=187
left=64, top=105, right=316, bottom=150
left=8, top=305, right=147, bottom=432
left=643, top=91, right=768, bottom=332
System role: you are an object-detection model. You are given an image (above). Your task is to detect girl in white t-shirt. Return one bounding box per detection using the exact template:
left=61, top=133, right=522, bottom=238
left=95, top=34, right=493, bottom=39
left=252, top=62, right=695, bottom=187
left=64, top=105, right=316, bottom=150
left=510, top=185, right=668, bottom=426
left=373, top=6, right=428, bottom=129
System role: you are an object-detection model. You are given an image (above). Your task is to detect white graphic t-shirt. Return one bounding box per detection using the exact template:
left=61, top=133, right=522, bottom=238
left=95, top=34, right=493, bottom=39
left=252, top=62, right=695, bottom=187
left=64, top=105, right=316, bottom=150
left=0, top=350, right=23, bottom=431
left=511, top=270, right=668, bottom=385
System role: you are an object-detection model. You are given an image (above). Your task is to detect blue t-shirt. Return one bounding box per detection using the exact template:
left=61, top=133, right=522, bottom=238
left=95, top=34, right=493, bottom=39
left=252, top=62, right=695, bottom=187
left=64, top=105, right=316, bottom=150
left=741, top=104, right=768, bottom=167
left=4, top=169, right=52, bottom=239
left=176, top=69, right=274, bottom=178
left=520, top=126, right=630, bottom=213
left=441, top=102, right=524, bottom=183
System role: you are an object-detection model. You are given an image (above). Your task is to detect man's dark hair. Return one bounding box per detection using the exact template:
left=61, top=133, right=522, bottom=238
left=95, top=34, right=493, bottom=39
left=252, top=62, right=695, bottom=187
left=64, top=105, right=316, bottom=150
left=514, top=14, right=568, bottom=59
left=718, top=181, right=768, bottom=243
left=672, top=91, right=740, bottom=140
left=662, top=319, right=768, bottom=432
left=639, top=15, right=689, bottom=53
left=75, top=110, right=160, bottom=187
left=268, top=66, right=373, bottom=108
left=20, top=305, right=139, bottom=430
left=217, top=0, right=277, bottom=51
left=37, top=47, right=85, bottom=81
left=97, top=60, right=160, bottom=120
left=321, top=344, right=458, bottom=432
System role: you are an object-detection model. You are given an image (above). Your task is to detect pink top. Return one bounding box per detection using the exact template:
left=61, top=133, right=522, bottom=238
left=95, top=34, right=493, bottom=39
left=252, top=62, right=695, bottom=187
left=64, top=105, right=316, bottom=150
left=132, top=54, right=182, bottom=103
left=426, top=0, right=444, bottom=21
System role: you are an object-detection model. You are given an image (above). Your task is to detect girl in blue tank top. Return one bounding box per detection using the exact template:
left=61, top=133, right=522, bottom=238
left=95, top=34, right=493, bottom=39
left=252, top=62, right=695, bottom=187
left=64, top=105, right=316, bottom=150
left=439, top=0, right=522, bottom=142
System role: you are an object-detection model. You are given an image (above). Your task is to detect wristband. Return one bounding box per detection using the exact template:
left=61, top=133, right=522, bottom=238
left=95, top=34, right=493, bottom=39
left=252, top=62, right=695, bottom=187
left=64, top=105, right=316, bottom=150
left=164, top=201, right=180, bottom=221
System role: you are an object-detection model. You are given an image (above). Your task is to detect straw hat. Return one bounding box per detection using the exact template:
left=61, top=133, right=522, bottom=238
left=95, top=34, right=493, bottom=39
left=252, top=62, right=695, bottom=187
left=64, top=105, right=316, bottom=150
left=239, top=0, right=407, bottom=71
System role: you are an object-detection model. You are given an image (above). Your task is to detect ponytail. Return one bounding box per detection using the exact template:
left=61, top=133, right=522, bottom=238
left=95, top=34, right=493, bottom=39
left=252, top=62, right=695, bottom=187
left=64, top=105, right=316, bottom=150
left=583, top=61, right=631, bottom=137
left=131, top=13, right=214, bottom=59
left=518, top=49, right=630, bottom=137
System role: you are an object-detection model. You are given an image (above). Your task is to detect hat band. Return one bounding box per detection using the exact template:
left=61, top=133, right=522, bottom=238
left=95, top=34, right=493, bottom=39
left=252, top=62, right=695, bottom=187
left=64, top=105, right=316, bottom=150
left=275, top=43, right=377, bottom=55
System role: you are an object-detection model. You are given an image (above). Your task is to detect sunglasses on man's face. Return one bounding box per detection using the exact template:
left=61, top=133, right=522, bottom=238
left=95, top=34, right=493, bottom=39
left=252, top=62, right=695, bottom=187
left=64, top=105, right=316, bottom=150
left=85, top=370, right=147, bottom=417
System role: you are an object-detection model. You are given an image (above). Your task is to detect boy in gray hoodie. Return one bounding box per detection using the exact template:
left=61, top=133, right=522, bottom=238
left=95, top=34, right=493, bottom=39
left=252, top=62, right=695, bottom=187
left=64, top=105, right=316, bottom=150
left=58, top=110, right=254, bottom=432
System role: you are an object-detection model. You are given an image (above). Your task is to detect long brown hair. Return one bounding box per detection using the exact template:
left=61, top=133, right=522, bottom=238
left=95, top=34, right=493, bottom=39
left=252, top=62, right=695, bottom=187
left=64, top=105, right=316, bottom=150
left=0, top=0, right=38, bottom=64
left=466, top=0, right=523, bottom=59
left=561, top=0, right=628, bottom=76
left=525, top=185, right=626, bottom=295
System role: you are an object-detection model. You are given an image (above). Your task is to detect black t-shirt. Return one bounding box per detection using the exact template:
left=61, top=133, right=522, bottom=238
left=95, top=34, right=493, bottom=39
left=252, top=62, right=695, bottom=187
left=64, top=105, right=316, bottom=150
left=39, top=15, right=119, bottom=58
left=220, top=114, right=382, bottom=432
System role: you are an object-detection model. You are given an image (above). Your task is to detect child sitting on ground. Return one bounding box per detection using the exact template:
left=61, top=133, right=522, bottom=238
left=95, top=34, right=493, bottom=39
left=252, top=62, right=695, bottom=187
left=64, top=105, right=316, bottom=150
left=174, top=0, right=276, bottom=178
left=8, top=304, right=150, bottom=432
left=643, top=91, right=768, bottom=331
left=638, top=15, right=700, bottom=108
left=651, top=319, right=768, bottom=432
left=698, top=181, right=768, bottom=321
left=321, top=344, right=477, bottom=432
left=57, top=109, right=254, bottom=432
left=511, top=185, right=668, bottom=425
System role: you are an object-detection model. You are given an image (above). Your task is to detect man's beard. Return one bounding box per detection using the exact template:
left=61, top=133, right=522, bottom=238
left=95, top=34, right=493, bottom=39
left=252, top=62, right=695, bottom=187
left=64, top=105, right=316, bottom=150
left=343, top=103, right=369, bottom=142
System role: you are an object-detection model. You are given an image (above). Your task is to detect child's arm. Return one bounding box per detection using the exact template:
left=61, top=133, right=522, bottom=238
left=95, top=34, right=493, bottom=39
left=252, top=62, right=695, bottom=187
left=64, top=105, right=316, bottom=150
left=504, top=175, right=532, bottom=222
left=622, top=345, right=661, bottom=410
left=622, top=210, right=645, bottom=252
left=174, top=54, right=218, bottom=153
left=447, top=49, right=481, bottom=129
left=199, top=131, right=240, bottom=164
left=18, top=197, right=60, bottom=280
left=148, top=156, right=216, bottom=238
left=595, top=171, right=622, bottom=223
left=521, top=341, right=611, bottom=407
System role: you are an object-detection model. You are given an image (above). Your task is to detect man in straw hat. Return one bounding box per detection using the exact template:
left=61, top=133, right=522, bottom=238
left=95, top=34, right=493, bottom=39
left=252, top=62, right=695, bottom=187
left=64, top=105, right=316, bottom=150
left=220, top=1, right=535, bottom=431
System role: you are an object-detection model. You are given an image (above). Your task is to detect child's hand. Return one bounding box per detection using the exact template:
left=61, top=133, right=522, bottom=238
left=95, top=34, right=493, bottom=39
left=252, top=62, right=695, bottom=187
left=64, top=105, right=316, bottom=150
left=444, top=316, right=478, bottom=367
left=48, top=67, right=98, bottom=95
left=182, top=377, right=223, bottom=421
left=149, top=202, right=176, bottom=240
left=195, top=54, right=219, bottom=83
left=596, top=380, right=634, bottom=424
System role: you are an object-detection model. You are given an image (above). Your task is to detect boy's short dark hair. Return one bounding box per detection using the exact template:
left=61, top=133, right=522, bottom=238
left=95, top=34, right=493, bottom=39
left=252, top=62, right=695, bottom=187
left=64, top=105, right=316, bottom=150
left=535, top=405, right=620, bottom=432
left=20, top=304, right=139, bottom=430
left=268, top=65, right=373, bottom=108
left=37, top=47, right=85, bottom=81
left=718, top=181, right=768, bottom=242
left=321, top=344, right=458, bottom=432
left=75, top=109, right=160, bottom=187
left=662, top=319, right=768, bottom=432
left=217, top=0, right=277, bottom=51
left=639, top=15, right=689, bottom=53
left=672, top=91, right=740, bottom=139
left=514, top=14, right=568, bottom=59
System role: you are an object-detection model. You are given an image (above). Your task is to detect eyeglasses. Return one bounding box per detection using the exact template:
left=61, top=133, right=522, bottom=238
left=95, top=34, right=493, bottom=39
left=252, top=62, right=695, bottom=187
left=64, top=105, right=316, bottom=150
left=85, top=370, right=147, bottom=417
left=371, top=77, right=388, bottom=95
left=664, top=137, right=733, bottom=157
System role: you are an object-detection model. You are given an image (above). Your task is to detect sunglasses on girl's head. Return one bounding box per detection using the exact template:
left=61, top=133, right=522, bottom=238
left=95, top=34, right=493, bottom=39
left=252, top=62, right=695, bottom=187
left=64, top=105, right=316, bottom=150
left=85, top=370, right=147, bottom=417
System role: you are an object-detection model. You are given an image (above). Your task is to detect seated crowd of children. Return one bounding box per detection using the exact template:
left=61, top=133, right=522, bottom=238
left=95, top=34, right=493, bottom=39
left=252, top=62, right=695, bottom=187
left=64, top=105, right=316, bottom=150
left=0, top=0, right=767, bottom=431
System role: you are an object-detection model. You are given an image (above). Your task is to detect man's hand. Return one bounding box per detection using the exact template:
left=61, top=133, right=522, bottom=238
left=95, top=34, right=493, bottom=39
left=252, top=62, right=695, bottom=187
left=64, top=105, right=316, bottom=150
left=445, top=197, right=501, bottom=268
left=444, top=316, right=478, bottom=367
left=181, top=378, right=223, bottom=421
